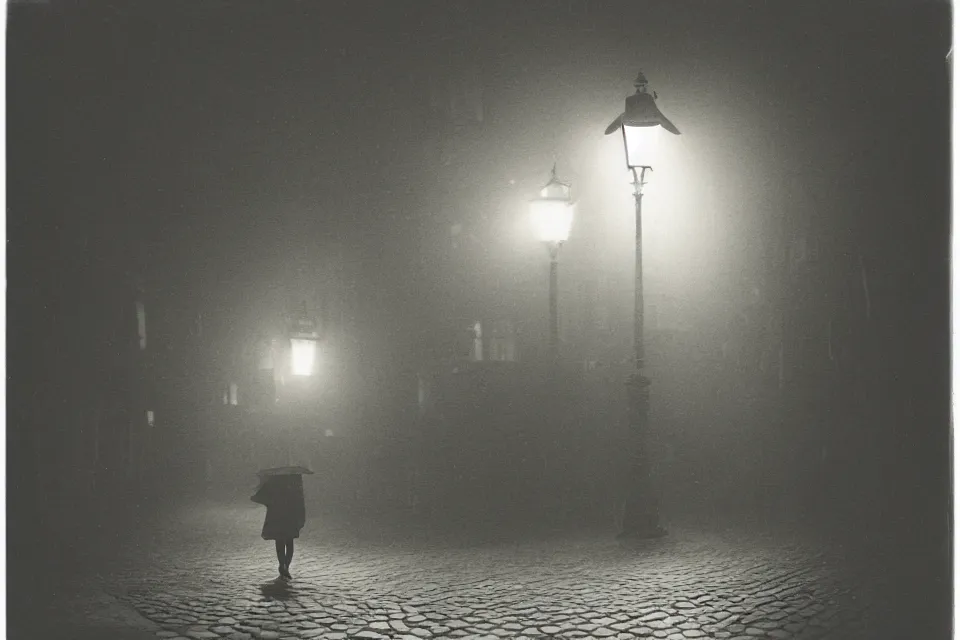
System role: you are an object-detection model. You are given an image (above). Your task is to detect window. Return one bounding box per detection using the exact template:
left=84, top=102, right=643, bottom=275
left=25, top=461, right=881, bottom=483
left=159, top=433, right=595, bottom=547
left=490, top=339, right=514, bottom=362
left=146, top=410, right=155, bottom=427
left=222, top=383, right=240, bottom=406
left=418, top=376, right=428, bottom=410
left=471, top=321, right=483, bottom=361
left=489, top=320, right=517, bottom=362
left=136, top=302, right=147, bottom=350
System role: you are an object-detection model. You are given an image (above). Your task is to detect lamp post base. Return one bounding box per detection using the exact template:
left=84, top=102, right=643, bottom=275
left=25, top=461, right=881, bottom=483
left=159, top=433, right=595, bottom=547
left=617, top=526, right=668, bottom=541
left=618, top=371, right=665, bottom=540
left=618, top=488, right=667, bottom=540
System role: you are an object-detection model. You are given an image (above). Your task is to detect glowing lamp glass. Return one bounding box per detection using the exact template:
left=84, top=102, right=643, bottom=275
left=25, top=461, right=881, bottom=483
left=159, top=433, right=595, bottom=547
left=290, top=338, right=317, bottom=376
left=530, top=198, right=574, bottom=244
left=622, top=123, right=660, bottom=169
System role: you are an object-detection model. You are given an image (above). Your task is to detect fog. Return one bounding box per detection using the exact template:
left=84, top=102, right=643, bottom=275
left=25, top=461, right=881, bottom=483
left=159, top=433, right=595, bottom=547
left=8, top=1, right=951, bottom=638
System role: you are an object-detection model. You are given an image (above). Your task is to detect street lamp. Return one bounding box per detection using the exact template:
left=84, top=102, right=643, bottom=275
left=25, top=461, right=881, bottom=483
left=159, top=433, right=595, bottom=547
left=283, top=304, right=322, bottom=467
left=289, top=303, right=320, bottom=377
left=290, top=337, right=318, bottom=376
left=605, top=70, right=680, bottom=539
left=529, top=164, right=574, bottom=358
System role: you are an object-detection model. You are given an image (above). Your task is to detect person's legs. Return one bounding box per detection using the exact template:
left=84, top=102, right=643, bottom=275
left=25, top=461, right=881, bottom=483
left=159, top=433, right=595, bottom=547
left=284, top=539, right=294, bottom=567
left=273, top=539, right=293, bottom=578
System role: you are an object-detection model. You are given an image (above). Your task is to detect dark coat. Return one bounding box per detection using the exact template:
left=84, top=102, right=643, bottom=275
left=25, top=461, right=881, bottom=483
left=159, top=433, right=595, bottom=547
left=252, top=475, right=306, bottom=540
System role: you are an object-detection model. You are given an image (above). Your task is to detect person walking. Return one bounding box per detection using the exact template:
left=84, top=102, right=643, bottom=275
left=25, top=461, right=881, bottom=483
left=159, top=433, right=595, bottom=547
left=251, top=467, right=311, bottom=579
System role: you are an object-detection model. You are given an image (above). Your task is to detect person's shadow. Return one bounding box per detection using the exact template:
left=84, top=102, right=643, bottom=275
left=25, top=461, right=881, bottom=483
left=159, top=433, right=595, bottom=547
left=259, top=577, right=295, bottom=601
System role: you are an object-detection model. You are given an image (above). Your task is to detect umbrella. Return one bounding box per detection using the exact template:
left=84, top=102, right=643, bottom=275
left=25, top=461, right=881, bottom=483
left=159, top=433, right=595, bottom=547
left=251, top=466, right=314, bottom=505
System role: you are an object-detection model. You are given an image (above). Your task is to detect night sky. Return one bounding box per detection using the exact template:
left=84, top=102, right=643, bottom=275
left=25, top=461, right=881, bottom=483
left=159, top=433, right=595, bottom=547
left=10, top=3, right=949, bottom=287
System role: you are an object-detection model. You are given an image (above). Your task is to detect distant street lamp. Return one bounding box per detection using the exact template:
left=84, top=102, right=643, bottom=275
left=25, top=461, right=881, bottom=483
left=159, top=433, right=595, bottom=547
left=282, top=303, right=322, bottom=466
left=290, top=338, right=318, bottom=376
left=289, top=303, right=320, bottom=377
left=605, top=70, right=681, bottom=539
left=529, top=164, right=574, bottom=358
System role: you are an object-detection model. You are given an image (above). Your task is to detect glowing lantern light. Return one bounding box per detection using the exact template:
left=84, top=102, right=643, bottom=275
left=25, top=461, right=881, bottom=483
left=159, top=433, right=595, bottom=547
left=290, top=338, right=317, bottom=376
left=604, top=70, right=680, bottom=170
left=529, top=164, right=574, bottom=244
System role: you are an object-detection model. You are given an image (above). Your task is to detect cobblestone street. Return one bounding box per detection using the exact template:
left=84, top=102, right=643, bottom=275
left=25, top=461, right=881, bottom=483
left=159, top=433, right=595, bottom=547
left=29, top=498, right=900, bottom=640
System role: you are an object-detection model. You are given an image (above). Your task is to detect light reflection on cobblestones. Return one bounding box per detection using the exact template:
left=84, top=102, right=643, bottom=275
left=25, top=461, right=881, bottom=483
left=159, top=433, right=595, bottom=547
left=100, top=503, right=871, bottom=640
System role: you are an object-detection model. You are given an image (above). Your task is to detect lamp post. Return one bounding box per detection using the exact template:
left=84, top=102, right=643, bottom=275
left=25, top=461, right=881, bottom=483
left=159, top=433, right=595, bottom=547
left=529, top=164, right=574, bottom=359
left=284, top=303, right=321, bottom=465
left=605, top=70, right=680, bottom=539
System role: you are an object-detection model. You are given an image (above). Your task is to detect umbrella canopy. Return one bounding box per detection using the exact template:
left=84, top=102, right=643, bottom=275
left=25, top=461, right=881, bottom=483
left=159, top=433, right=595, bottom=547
left=252, top=466, right=314, bottom=500
left=252, top=467, right=312, bottom=508
left=257, top=466, right=315, bottom=477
